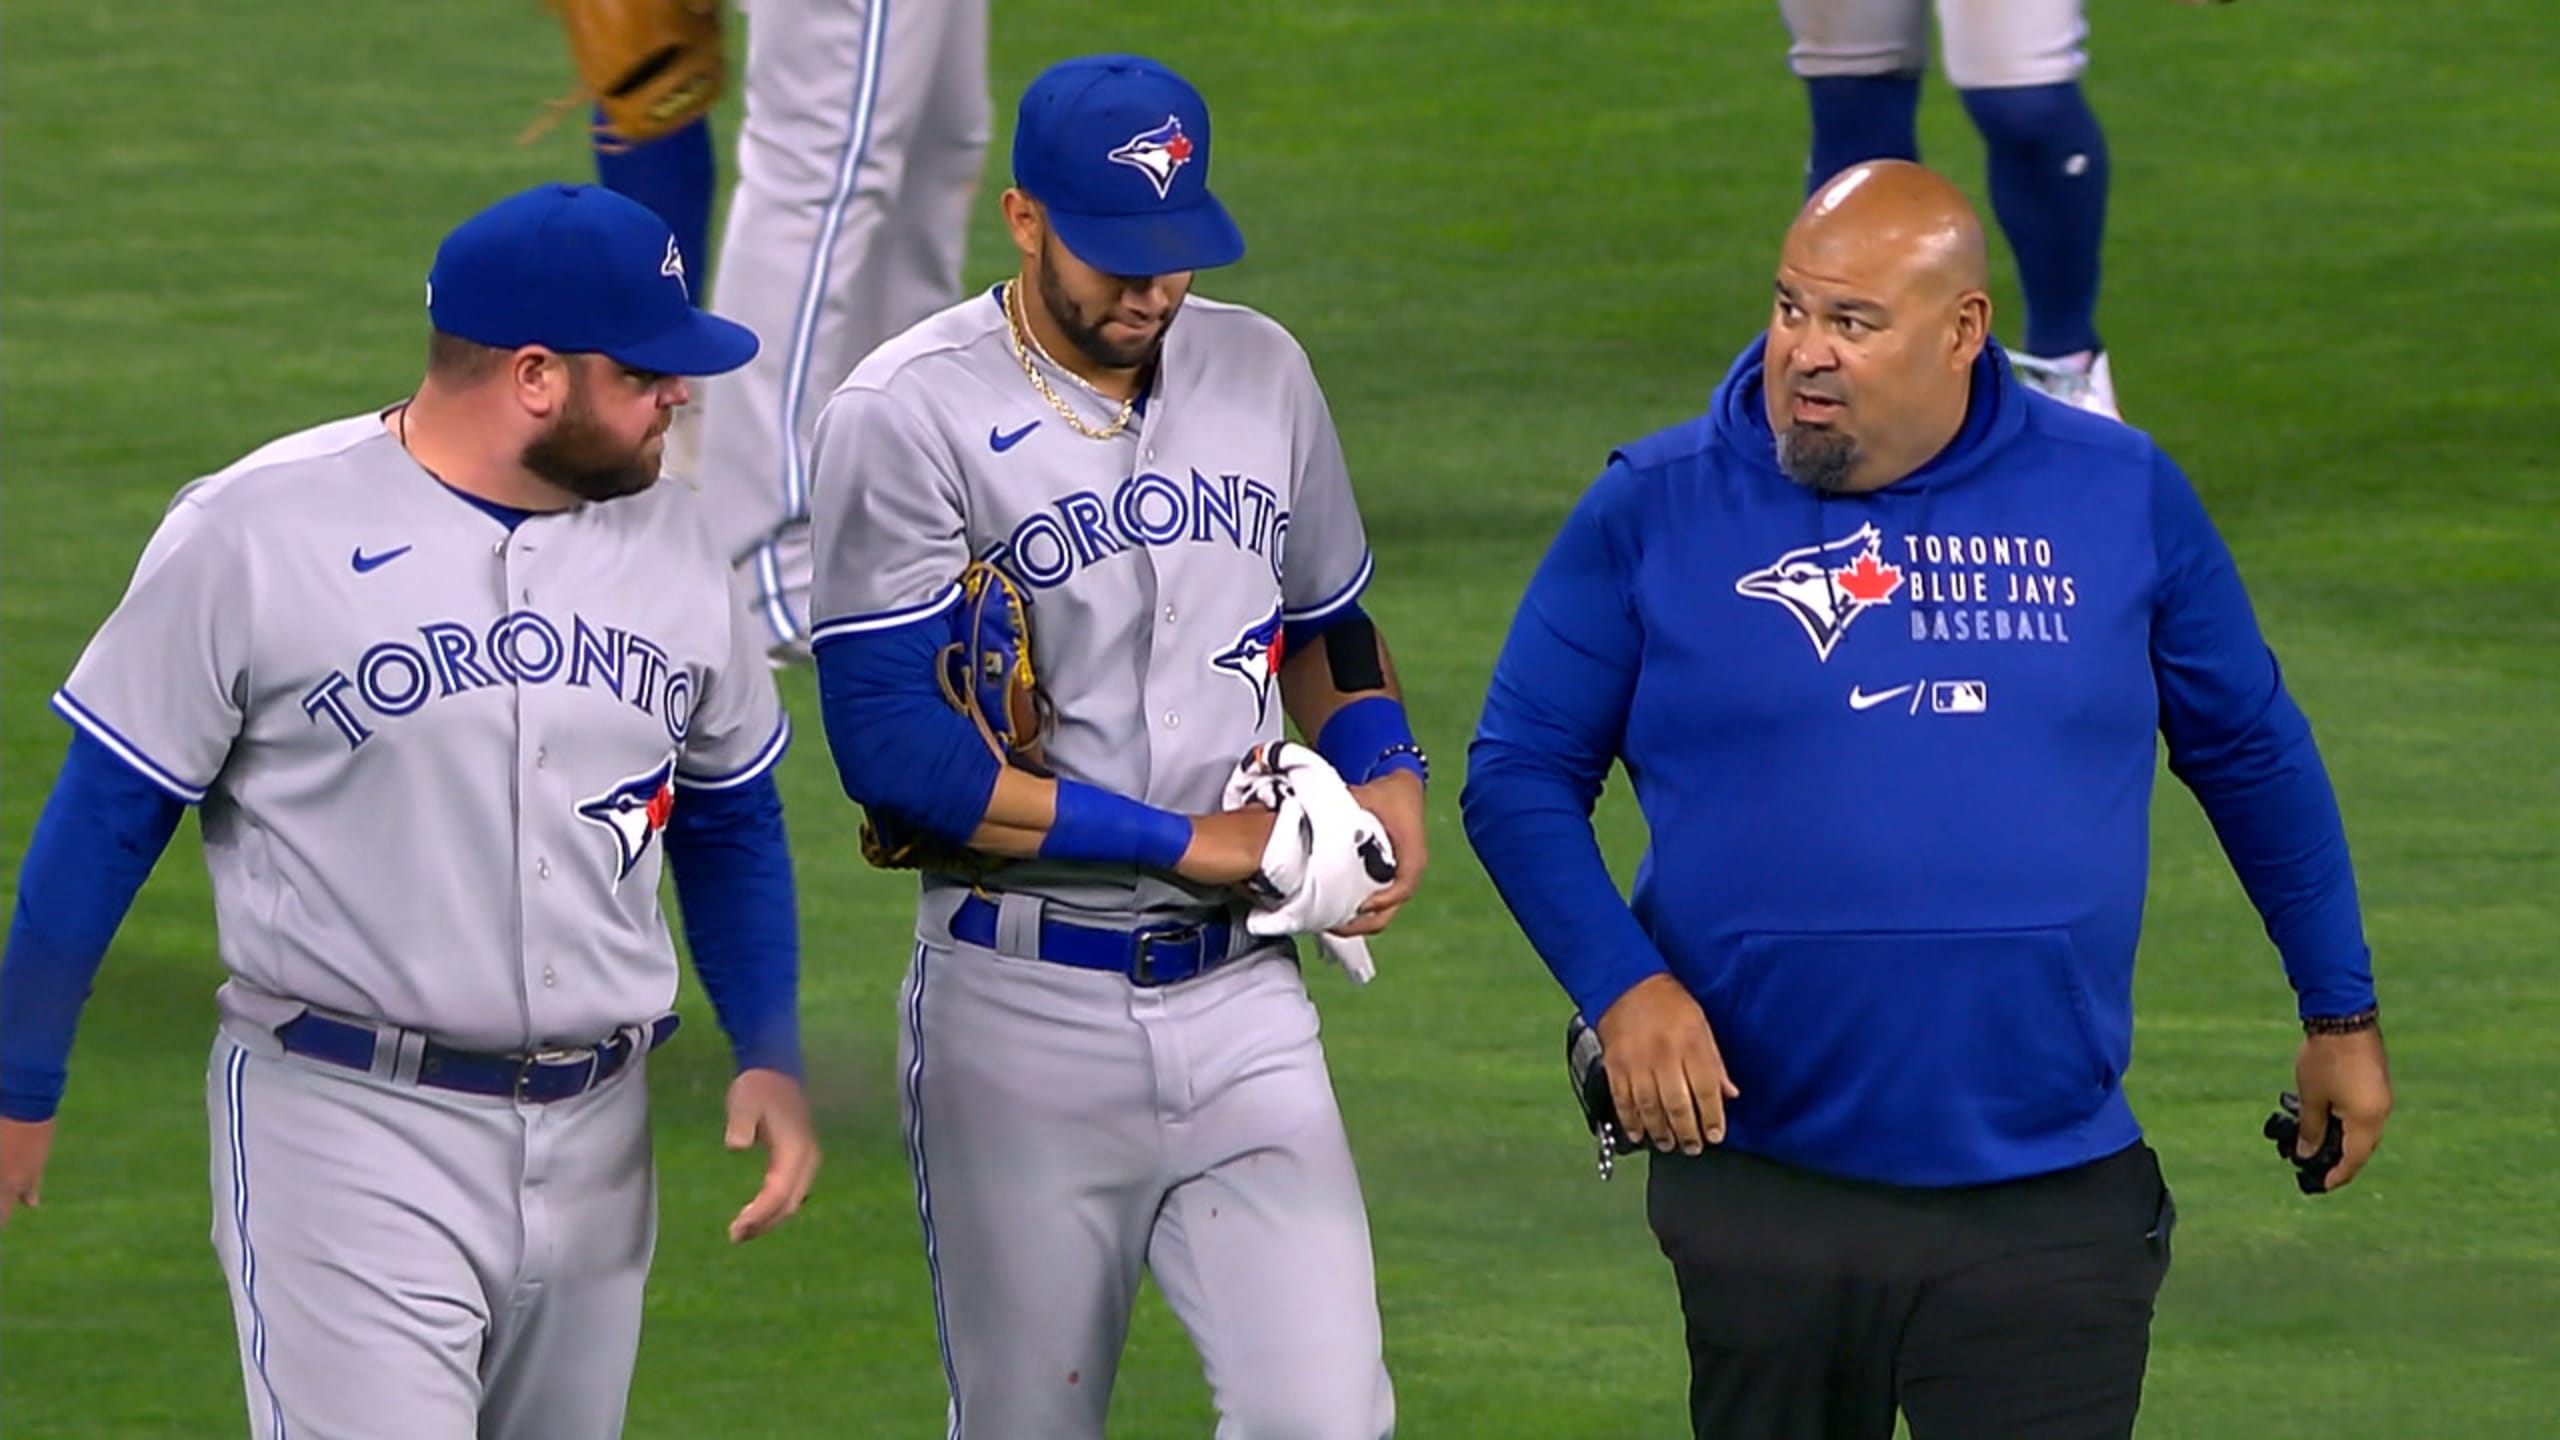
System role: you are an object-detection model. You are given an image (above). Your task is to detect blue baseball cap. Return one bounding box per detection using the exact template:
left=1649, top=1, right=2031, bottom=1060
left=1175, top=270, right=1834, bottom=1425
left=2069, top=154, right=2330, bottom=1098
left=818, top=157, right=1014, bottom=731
left=426, top=183, right=758, bottom=377
left=1012, top=54, right=1245, bottom=278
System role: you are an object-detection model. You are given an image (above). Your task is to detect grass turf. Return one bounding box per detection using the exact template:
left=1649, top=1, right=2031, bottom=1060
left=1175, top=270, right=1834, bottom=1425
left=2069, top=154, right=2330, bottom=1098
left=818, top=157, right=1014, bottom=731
left=3, top=1, right=2554, bottom=1434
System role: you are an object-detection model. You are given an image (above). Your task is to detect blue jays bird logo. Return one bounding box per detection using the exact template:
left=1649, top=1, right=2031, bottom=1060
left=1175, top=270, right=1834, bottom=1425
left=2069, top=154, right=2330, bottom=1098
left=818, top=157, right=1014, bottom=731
left=576, top=754, right=677, bottom=891
left=661, top=236, right=689, bottom=298
left=1734, top=523, right=1905, bottom=661
left=1211, top=603, right=1286, bottom=723
left=1108, top=116, right=1196, bottom=200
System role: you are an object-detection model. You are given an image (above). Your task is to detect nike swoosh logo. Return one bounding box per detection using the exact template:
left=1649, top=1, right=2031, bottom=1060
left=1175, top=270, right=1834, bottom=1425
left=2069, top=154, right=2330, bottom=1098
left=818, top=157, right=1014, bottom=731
left=350, top=545, right=413, bottom=574
left=1847, top=682, right=1917, bottom=711
left=989, top=420, right=1041, bottom=453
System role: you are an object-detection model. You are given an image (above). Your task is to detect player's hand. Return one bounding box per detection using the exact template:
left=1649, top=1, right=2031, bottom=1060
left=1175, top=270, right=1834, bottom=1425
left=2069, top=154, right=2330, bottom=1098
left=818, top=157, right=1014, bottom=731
left=1595, top=975, right=1739, bottom=1155
left=2292, top=1026, right=2392, bottom=1192
left=1334, top=770, right=1426, bottom=938
left=0, top=1117, right=55, bottom=1228
left=723, top=1068, right=820, bottom=1244
left=1175, top=806, right=1279, bottom=887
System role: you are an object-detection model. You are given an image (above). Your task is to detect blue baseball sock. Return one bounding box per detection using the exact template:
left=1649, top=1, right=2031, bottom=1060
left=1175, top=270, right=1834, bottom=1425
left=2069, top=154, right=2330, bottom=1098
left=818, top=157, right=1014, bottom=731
left=592, top=111, right=716, bottom=301
left=1803, top=75, right=1923, bottom=194
left=1960, top=82, right=2109, bottom=358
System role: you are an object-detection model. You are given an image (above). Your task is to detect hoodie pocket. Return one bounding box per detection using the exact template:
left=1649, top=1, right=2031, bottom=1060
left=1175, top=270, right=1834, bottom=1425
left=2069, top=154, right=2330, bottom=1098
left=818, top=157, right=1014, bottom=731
left=1717, top=927, right=2114, bottom=1179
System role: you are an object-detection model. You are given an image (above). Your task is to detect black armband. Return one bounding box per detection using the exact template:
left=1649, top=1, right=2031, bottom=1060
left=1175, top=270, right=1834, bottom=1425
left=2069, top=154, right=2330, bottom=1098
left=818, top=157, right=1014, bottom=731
left=1319, top=612, right=1386, bottom=694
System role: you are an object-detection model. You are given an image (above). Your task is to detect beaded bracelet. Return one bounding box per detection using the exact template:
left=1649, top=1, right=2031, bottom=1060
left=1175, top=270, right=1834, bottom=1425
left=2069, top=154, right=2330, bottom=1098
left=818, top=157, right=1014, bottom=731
left=2302, top=1006, right=2380, bottom=1037
left=1366, top=742, right=1431, bottom=787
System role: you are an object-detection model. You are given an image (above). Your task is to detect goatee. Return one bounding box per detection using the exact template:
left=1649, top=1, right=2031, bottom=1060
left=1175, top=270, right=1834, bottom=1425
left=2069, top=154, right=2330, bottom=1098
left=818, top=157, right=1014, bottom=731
left=1776, top=426, right=1860, bottom=495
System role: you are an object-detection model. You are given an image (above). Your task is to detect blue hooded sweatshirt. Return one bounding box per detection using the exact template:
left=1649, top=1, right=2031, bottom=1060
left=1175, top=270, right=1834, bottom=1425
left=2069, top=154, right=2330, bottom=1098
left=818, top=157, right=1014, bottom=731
left=1462, top=339, right=2374, bottom=1188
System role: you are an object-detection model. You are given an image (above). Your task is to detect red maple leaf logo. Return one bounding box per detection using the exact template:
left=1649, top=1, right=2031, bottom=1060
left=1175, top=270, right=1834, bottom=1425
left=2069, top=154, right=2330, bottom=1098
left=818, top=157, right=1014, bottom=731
left=1832, top=548, right=1903, bottom=604
left=1165, top=133, right=1194, bottom=162
left=645, top=783, right=675, bottom=832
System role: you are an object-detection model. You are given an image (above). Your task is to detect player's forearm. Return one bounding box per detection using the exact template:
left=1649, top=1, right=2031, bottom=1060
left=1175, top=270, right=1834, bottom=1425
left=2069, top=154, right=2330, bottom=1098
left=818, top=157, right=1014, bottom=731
left=965, top=769, right=1058, bottom=855
left=664, top=772, right=804, bottom=1077
left=814, top=598, right=1237, bottom=876
left=1279, top=612, right=1403, bottom=732
left=1280, top=617, right=1427, bottom=787
left=0, top=735, right=187, bottom=1121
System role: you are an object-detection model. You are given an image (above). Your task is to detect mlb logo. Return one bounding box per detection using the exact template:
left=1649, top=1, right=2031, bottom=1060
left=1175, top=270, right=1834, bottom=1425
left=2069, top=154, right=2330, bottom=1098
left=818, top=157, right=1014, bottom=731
left=1930, top=681, right=1989, bottom=714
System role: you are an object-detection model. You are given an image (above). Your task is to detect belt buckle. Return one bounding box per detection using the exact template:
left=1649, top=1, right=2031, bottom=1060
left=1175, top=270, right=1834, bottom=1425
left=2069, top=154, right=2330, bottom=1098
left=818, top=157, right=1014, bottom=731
left=516, top=1046, right=600, bottom=1103
left=1130, top=922, right=1204, bottom=987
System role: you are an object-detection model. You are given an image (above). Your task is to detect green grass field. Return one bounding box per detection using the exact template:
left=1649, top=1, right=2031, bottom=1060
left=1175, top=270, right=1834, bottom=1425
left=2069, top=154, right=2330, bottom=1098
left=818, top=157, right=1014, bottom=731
left=5, top=2, right=2556, bottom=1435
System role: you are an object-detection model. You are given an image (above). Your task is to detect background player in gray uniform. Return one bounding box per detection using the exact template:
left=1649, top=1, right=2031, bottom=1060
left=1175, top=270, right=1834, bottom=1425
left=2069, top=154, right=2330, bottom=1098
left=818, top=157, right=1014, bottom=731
left=0, top=184, right=819, bottom=1439
left=807, top=55, right=1430, bottom=1440
left=691, top=0, right=992, bottom=661
left=1775, top=0, right=2230, bottom=418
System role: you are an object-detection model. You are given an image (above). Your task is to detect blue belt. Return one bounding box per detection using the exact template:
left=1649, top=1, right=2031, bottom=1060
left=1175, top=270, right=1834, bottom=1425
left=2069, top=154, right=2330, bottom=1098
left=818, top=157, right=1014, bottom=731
left=950, top=894, right=1240, bottom=987
left=275, top=1011, right=680, bottom=1104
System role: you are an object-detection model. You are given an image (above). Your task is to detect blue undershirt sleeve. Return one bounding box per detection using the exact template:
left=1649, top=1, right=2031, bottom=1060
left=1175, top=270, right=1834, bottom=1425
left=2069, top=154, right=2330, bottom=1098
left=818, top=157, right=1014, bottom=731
left=663, top=771, right=803, bottom=1078
left=1461, top=463, right=1672, bottom=1023
left=0, top=732, right=190, bottom=1121
left=813, top=614, right=1003, bottom=841
left=2150, top=453, right=2376, bottom=1017
left=1281, top=599, right=1364, bottom=658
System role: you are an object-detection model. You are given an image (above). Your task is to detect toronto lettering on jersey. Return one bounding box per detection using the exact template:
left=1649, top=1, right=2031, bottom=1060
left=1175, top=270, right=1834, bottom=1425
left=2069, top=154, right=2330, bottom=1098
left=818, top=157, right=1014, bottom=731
left=986, top=469, right=1288, bottom=591
left=1897, top=531, right=2077, bottom=645
left=299, top=612, right=691, bottom=749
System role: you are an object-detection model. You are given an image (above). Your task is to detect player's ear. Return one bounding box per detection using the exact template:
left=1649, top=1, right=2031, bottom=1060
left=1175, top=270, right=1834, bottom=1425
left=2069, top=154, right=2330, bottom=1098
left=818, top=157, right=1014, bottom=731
left=509, top=347, right=570, bottom=418
left=999, top=189, right=1044, bottom=260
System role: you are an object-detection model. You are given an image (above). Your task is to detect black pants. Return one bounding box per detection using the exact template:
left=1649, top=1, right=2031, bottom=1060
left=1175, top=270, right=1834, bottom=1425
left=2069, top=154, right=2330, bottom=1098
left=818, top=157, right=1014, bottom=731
left=1647, top=1141, right=2174, bottom=1440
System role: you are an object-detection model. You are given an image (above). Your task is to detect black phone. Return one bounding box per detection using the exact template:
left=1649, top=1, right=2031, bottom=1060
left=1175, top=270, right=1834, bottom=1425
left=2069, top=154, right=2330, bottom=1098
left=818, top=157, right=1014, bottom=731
left=1565, top=1014, right=1644, bottom=1179
left=2261, top=1091, right=2344, bottom=1195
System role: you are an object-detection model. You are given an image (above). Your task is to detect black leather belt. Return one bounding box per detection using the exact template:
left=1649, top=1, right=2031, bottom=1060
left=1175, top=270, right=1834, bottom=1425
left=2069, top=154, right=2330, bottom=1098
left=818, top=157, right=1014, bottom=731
left=275, top=1011, right=679, bottom=1103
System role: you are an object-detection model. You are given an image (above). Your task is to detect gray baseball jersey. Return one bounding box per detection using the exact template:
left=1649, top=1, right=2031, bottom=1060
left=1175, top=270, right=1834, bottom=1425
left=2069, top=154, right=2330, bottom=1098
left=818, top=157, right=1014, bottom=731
left=1780, top=0, right=2089, bottom=89
left=56, top=410, right=787, bottom=1436
left=810, top=289, right=1374, bottom=913
left=807, top=289, right=1394, bottom=1439
left=691, top=0, right=991, bottom=653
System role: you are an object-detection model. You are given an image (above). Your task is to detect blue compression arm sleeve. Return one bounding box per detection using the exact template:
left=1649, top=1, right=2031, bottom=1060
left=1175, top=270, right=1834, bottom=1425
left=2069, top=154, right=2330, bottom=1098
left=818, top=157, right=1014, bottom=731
left=1, top=733, right=189, bottom=1121
left=664, top=771, right=803, bottom=1078
left=2150, top=455, right=2376, bottom=1017
left=814, top=615, right=1003, bottom=841
left=1461, top=465, right=1673, bottom=1023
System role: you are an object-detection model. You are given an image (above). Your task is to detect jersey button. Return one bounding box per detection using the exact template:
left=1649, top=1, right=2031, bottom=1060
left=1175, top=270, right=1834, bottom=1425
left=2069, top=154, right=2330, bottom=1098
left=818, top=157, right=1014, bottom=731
left=1162, top=606, right=1178, bottom=624
left=1163, top=710, right=1181, bottom=729
left=543, top=967, right=557, bottom=988
left=538, top=858, right=552, bottom=879
left=535, top=746, right=549, bottom=769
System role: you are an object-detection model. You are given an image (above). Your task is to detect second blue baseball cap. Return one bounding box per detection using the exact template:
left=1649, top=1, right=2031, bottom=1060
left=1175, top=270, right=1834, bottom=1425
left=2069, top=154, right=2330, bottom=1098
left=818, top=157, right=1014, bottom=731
left=1012, top=54, right=1245, bottom=278
left=426, top=183, right=759, bottom=377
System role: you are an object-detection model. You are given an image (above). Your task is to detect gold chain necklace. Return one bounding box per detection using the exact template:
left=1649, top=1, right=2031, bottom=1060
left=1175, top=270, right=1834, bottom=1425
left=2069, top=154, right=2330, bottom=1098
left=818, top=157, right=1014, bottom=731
left=1003, top=280, right=1136, bottom=442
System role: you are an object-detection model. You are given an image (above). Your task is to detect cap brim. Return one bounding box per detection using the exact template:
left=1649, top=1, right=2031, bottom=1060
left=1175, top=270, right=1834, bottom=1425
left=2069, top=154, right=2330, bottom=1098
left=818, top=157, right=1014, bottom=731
left=1046, top=195, right=1245, bottom=278
left=604, top=309, right=761, bottom=377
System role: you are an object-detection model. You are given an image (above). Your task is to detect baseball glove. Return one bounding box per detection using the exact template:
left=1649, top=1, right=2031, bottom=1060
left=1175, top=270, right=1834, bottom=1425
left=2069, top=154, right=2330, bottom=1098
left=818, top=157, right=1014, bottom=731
left=860, top=560, right=1055, bottom=877
left=527, top=0, right=726, bottom=148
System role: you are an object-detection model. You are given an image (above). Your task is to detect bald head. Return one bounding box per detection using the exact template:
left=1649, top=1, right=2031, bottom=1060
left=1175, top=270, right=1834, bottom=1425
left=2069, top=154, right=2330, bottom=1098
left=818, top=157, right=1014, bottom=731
left=1790, top=160, right=1990, bottom=299
left=1761, top=161, right=1996, bottom=494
